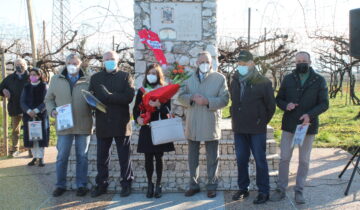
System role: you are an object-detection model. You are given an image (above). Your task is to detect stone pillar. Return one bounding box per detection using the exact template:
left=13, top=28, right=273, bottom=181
left=134, top=0, right=218, bottom=117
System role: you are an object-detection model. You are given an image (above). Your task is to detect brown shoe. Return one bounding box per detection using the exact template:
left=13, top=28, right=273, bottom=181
left=184, top=189, right=200, bottom=197
left=207, top=190, right=216, bottom=198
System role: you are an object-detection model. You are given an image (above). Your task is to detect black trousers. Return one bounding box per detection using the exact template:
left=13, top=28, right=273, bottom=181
left=95, top=136, right=133, bottom=188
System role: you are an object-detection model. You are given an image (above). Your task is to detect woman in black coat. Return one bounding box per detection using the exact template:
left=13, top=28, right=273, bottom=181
left=133, top=64, right=175, bottom=199
left=20, top=67, right=49, bottom=167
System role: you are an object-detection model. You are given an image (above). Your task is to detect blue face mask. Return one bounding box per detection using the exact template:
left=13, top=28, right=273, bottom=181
left=104, top=60, right=117, bottom=72
left=236, top=65, right=249, bottom=76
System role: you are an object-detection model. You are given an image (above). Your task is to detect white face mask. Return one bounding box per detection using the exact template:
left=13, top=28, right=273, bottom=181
left=199, top=63, right=210, bottom=73
left=67, top=65, right=78, bottom=75
left=146, top=74, right=158, bottom=84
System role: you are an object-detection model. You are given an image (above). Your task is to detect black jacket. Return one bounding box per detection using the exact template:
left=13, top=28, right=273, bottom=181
left=133, top=89, right=175, bottom=153
left=276, top=68, right=329, bottom=134
left=89, top=69, right=135, bottom=138
left=230, top=70, right=276, bottom=134
left=0, top=71, right=29, bottom=116
left=20, top=82, right=49, bottom=147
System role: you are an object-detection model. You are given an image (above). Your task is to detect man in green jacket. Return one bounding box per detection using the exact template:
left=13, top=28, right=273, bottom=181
left=270, top=51, right=329, bottom=204
left=45, top=53, right=93, bottom=197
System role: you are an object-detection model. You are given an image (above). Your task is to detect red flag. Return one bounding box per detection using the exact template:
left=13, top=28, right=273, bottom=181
left=138, top=29, right=167, bottom=66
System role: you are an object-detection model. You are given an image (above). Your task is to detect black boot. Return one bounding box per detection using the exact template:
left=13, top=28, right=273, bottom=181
left=38, top=158, right=45, bottom=167
left=146, top=182, right=154, bottom=198
left=154, top=183, right=162, bottom=198
left=27, top=158, right=37, bottom=166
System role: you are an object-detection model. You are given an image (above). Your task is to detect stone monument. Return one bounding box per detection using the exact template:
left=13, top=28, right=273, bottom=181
left=66, top=0, right=280, bottom=193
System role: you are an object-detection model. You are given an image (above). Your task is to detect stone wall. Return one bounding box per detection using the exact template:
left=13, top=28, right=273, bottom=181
left=134, top=0, right=218, bottom=117
left=66, top=119, right=279, bottom=192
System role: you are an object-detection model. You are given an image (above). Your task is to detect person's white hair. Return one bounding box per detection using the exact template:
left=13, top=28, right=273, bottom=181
left=198, top=51, right=212, bottom=60
left=103, top=51, right=119, bottom=61
left=14, top=58, right=28, bottom=69
left=65, top=53, right=82, bottom=64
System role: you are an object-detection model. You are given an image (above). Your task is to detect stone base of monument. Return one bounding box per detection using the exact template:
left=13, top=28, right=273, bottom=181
left=66, top=119, right=279, bottom=192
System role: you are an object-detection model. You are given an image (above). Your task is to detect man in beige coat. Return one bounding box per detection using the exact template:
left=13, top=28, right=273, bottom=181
left=45, top=53, right=93, bottom=197
left=178, top=51, right=229, bottom=198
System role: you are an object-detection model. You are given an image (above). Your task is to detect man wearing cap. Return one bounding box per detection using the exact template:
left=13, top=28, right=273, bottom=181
left=270, top=51, right=328, bottom=204
left=0, top=58, right=29, bottom=156
left=230, top=50, right=275, bottom=204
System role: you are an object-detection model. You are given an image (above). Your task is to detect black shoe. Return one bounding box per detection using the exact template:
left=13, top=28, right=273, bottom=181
left=207, top=190, right=216, bottom=198
left=28, top=150, right=33, bottom=158
left=253, top=193, right=269, bottom=204
left=184, top=188, right=200, bottom=197
left=232, top=190, right=249, bottom=201
left=154, top=184, right=162, bottom=198
left=27, top=158, right=37, bottom=166
left=53, top=188, right=66, bottom=197
left=146, top=183, right=154, bottom=198
left=38, top=158, right=45, bottom=167
left=76, top=187, right=88, bottom=196
left=91, top=186, right=107, bottom=198
left=120, top=185, right=131, bottom=197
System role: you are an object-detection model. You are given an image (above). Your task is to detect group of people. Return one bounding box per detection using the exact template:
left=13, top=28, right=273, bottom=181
left=0, top=49, right=328, bottom=205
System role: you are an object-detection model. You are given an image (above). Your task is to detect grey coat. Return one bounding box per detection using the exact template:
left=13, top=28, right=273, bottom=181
left=178, top=71, right=229, bottom=141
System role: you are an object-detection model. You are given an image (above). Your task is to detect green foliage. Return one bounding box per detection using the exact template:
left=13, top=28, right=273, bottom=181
left=222, top=93, right=360, bottom=149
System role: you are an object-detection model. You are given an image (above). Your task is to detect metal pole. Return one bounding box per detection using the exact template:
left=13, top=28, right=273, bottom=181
left=248, top=8, right=251, bottom=47
left=0, top=49, right=8, bottom=156
left=112, top=36, right=115, bottom=51
left=43, top=20, right=46, bottom=55
left=264, top=27, right=267, bottom=54
left=26, top=0, right=38, bottom=66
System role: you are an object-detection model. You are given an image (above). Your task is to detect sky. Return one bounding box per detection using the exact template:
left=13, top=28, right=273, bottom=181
left=0, top=0, right=359, bottom=58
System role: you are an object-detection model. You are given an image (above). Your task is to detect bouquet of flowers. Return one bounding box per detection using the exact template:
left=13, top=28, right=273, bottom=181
left=139, top=62, right=192, bottom=124
left=166, top=62, right=192, bottom=85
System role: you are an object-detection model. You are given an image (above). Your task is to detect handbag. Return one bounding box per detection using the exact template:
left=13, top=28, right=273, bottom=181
left=28, top=118, right=43, bottom=141
left=150, top=107, right=186, bottom=145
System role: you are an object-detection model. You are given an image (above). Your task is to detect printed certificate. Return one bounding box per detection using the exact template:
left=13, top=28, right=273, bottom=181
left=28, top=121, right=43, bottom=141
left=56, top=104, right=74, bottom=131
left=292, top=124, right=309, bottom=148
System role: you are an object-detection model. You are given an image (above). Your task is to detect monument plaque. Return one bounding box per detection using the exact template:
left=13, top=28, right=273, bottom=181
left=150, top=3, right=202, bottom=41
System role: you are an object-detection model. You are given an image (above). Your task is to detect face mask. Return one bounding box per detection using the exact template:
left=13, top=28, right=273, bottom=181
left=104, top=60, right=117, bottom=72
left=146, top=74, right=158, bottom=84
left=15, top=66, right=23, bottom=73
left=67, top=65, right=78, bottom=75
left=296, top=63, right=309, bottom=74
left=30, top=75, right=39, bottom=83
left=236, top=65, right=249, bottom=76
left=199, top=63, right=210, bottom=73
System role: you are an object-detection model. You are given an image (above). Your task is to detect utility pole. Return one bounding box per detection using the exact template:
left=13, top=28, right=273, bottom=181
left=112, top=35, right=115, bottom=51
left=43, top=21, right=46, bottom=56
left=264, top=27, right=267, bottom=54
left=26, top=0, right=38, bottom=66
left=247, top=8, right=251, bottom=48
left=0, top=48, right=8, bottom=156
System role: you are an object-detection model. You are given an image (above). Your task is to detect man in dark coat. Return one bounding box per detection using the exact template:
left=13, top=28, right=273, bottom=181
left=270, top=51, right=329, bottom=204
left=0, top=58, right=29, bottom=156
left=90, top=51, right=135, bottom=198
left=230, top=50, right=276, bottom=204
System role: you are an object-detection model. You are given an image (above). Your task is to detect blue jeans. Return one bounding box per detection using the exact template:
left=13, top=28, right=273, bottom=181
left=234, top=133, right=269, bottom=195
left=56, top=134, right=90, bottom=189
